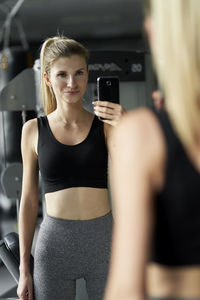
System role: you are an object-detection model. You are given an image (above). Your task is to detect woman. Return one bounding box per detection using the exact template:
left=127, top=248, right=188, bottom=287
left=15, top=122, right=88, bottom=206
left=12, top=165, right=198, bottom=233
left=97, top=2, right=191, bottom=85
left=17, top=35, right=125, bottom=300
left=104, top=0, right=200, bottom=299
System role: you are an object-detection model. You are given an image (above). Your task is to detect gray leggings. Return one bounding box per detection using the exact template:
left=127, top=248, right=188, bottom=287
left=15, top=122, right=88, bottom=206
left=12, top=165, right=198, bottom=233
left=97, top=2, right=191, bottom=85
left=33, top=211, right=113, bottom=300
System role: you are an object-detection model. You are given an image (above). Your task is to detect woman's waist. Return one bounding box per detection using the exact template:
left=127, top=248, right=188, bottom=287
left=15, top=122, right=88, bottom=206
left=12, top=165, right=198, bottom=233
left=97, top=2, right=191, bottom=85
left=147, top=263, right=200, bottom=298
left=45, top=186, right=110, bottom=220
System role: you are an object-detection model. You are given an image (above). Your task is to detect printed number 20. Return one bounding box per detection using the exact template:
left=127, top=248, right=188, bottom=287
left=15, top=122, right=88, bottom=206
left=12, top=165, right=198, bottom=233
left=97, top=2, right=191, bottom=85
left=131, top=64, right=142, bottom=73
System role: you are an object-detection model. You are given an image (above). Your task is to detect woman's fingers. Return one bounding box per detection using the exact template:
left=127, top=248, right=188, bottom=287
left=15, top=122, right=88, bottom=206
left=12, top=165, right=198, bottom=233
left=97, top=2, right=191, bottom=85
left=94, top=107, right=120, bottom=119
left=93, top=100, right=126, bottom=126
left=28, top=284, right=34, bottom=300
left=17, top=289, right=33, bottom=300
left=93, top=100, right=120, bottom=109
left=17, top=273, right=34, bottom=300
left=93, top=101, right=123, bottom=119
left=17, top=289, right=28, bottom=300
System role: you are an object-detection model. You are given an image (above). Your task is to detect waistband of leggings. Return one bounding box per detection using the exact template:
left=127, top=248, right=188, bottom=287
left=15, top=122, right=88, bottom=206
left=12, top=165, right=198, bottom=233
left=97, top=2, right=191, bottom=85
left=43, top=210, right=113, bottom=225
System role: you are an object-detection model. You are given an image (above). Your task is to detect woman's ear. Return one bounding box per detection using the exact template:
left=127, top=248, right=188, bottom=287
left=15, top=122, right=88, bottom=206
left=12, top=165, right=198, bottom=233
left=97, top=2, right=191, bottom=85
left=44, top=72, right=52, bottom=87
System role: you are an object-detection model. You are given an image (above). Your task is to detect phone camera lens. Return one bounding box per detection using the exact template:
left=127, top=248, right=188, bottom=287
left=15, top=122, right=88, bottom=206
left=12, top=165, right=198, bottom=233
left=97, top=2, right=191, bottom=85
left=106, top=80, right=111, bottom=86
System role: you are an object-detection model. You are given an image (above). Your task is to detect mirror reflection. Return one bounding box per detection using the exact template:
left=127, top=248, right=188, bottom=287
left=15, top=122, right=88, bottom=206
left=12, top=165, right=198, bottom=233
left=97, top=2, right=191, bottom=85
left=0, top=1, right=157, bottom=299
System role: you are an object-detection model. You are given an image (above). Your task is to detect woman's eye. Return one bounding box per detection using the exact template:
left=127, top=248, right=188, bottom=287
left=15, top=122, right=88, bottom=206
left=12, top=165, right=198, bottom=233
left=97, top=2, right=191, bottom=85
left=76, top=71, right=84, bottom=76
left=58, top=73, right=66, bottom=78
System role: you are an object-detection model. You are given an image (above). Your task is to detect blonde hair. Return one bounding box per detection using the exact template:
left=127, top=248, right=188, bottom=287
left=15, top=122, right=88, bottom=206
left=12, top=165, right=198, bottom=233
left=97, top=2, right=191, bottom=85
left=149, top=0, right=200, bottom=149
left=40, top=36, right=89, bottom=115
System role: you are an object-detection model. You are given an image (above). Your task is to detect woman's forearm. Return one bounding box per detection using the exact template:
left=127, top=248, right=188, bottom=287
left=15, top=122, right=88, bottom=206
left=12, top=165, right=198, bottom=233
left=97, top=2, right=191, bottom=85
left=18, top=199, right=38, bottom=273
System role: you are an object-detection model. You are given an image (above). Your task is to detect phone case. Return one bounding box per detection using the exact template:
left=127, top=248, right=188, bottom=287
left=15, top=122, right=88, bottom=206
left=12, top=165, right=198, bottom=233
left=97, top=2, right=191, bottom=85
left=97, top=76, right=119, bottom=104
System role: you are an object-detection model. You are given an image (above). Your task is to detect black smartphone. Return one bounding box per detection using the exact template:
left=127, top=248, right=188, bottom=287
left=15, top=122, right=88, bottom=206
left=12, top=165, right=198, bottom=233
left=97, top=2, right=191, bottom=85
left=96, top=76, right=120, bottom=121
left=97, top=76, right=120, bottom=104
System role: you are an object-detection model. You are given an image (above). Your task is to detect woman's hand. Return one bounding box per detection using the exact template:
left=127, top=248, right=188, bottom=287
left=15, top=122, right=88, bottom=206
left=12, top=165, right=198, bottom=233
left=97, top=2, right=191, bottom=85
left=17, top=272, right=34, bottom=300
left=93, top=101, right=126, bottom=126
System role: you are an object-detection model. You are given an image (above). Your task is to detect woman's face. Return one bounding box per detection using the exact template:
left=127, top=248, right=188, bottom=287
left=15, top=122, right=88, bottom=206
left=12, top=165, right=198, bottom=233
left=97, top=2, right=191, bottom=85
left=45, top=55, right=88, bottom=105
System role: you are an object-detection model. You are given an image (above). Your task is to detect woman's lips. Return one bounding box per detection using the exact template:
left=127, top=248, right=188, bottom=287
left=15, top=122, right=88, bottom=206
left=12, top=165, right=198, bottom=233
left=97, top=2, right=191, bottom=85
left=65, top=90, right=79, bottom=94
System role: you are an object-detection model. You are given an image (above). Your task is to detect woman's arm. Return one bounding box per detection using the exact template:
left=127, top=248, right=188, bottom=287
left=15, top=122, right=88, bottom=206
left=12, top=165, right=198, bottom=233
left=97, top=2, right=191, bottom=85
left=17, top=119, right=39, bottom=300
left=104, top=108, right=166, bottom=300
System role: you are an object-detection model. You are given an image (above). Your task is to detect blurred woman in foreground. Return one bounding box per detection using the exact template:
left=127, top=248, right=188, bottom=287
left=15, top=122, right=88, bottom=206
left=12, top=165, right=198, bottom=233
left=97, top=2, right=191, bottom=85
left=104, top=0, right=200, bottom=299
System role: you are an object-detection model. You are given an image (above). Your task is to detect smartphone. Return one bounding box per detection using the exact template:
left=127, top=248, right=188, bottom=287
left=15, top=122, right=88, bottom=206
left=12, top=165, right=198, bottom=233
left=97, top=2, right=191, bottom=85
left=97, top=76, right=120, bottom=104
left=96, top=76, right=120, bottom=121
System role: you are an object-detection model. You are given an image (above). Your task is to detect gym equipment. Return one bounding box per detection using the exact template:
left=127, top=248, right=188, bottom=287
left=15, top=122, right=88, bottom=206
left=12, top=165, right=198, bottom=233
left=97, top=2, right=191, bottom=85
left=0, top=53, right=38, bottom=212
left=0, top=62, right=39, bottom=112
left=0, top=111, right=36, bottom=164
left=0, top=0, right=36, bottom=218
left=0, top=232, right=34, bottom=283
left=0, top=298, right=18, bottom=300
left=0, top=0, right=31, bottom=91
left=0, top=62, right=38, bottom=216
left=0, top=46, right=32, bottom=92
left=1, top=162, right=22, bottom=220
left=1, top=163, right=22, bottom=199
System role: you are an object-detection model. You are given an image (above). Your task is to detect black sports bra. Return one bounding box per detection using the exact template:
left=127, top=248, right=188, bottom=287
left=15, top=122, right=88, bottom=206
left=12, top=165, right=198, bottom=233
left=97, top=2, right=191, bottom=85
left=37, top=115, right=108, bottom=194
left=152, top=109, right=200, bottom=266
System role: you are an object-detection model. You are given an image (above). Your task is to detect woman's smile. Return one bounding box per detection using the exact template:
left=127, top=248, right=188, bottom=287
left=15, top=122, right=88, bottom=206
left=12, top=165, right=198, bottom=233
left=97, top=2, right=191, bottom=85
left=65, top=90, right=80, bottom=94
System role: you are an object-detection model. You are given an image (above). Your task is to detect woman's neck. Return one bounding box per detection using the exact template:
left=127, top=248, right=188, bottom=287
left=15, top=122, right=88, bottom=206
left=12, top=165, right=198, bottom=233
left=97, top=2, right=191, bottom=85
left=54, top=103, right=87, bottom=124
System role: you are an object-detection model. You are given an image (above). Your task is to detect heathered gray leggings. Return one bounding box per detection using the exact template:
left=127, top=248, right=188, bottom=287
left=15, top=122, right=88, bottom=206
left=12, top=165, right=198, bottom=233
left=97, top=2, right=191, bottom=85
left=33, top=211, right=113, bottom=300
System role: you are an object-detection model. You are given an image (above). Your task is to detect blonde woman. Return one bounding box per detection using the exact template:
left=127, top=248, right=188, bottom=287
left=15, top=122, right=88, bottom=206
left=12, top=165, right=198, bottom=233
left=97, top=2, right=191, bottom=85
left=104, top=0, right=200, bottom=300
left=17, top=36, right=125, bottom=300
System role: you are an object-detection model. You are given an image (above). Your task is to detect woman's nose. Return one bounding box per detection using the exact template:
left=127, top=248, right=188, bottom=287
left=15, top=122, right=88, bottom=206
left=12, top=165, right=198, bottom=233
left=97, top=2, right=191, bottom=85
left=67, top=75, right=76, bottom=88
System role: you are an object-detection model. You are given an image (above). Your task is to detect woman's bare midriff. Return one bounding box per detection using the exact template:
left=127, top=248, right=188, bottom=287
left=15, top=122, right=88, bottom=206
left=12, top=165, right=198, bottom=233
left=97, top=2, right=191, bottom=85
left=147, top=263, right=200, bottom=298
left=45, top=187, right=111, bottom=220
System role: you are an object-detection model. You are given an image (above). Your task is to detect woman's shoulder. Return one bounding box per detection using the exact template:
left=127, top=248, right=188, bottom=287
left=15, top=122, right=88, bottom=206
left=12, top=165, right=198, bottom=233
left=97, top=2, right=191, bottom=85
left=22, top=117, right=38, bottom=140
left=113, top=107, right=167, bottom=190
left=113, top=107, right=167, bottom=164
left=20, top=117, right=39, bottom=157
left=104, top=107, right=166, bottom=151
left=116, top=107, right=166, bottom=138
left=23, top=117, right=38, bottom=130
